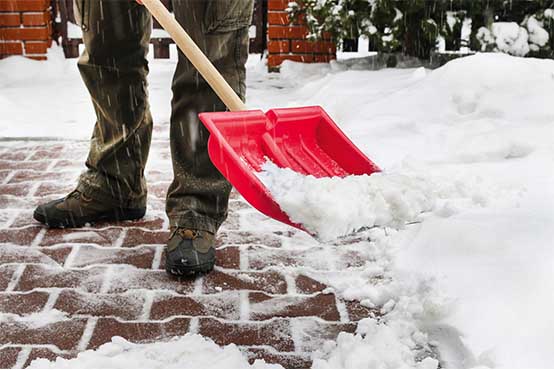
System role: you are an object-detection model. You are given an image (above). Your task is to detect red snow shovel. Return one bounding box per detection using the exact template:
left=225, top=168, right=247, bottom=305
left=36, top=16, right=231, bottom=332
left=143, top=0, right=381, bottom=231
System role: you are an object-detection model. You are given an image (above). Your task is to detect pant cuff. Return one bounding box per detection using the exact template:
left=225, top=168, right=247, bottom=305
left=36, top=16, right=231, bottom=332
left=77, top=179, right=146, bottom=209
left=168, top=211, right=224, bottom=234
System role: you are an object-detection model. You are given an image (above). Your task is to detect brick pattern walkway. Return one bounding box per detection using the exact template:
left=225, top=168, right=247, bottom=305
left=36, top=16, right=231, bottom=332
left=0, top=139, right=375, bottom=368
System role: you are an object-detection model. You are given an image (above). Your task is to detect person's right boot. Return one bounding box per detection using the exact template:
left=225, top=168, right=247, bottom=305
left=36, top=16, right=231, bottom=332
left=33, top=190, right=146, bottom=228
left=165, top=228, right=216, bottom=276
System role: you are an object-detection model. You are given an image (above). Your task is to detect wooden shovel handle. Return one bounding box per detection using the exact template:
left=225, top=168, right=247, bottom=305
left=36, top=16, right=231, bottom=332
left=141, top=0, right=247, bottom=112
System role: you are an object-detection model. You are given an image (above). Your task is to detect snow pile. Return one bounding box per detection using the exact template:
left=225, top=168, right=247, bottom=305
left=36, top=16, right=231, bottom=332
left=288, top=224, right=450, bottom=368
left=254, top=53, right=554, bottom=169
left=257, top=163, right=432, bottom=240
left=248, top=52, right=554, bottom=367
left=388, top=52, right=554, bottom=123
left=283, top=221, right=450, bottom=367
left=29, top=334, right=280, bottom=369
left=313, top=317, right=439, bottom=369
left=257, top=162, right=498, bottom=241
left=0, top=48, right=94, bottom=139
left=0, top=47, right=174, bottom=139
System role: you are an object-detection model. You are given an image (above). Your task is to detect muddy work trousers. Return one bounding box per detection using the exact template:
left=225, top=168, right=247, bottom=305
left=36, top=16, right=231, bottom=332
left=74, top=0, right=253, bottom=233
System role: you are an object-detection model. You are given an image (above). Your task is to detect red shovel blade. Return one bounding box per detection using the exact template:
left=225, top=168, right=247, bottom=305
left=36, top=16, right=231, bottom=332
left=199, top=106, right=381, bottom=231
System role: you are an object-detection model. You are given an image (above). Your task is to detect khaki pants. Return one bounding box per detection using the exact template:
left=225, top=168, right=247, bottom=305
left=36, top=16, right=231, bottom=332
left=74, top=0, right=253, bottom=233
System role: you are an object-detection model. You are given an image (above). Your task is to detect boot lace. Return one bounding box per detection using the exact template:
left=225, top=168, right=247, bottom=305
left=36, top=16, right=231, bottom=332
left=171, top=228, right=199, bottom=240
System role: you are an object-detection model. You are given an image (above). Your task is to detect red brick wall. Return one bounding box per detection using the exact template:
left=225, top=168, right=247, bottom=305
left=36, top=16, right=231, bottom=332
left=0, top=0, right=52, bottom=60
left=267, top=0, right=336, bottom=71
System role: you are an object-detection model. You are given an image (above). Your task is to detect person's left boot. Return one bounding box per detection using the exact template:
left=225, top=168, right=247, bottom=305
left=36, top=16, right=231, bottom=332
left=33, top=190, right=146, bottom=228
left=165, top=228, right=216, bottom=276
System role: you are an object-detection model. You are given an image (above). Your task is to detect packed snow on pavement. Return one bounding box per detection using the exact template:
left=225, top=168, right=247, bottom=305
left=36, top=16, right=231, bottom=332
left=1, top=47, right=554, bottom=368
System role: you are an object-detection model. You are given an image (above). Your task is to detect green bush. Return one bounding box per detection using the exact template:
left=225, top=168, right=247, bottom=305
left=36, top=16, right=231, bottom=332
left=287, top=0, right=554, bottom=60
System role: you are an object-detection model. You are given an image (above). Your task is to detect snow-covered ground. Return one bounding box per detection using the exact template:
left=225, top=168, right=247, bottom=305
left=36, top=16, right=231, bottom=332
left=2, top=46, right=554, bottom=368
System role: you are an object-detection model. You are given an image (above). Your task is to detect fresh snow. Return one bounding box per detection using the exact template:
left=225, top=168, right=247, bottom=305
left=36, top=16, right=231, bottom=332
left=0, top=309, right=69, bottom=329
left=477, top=20, right=550, bottom=56
left=28, top=334, right=281, bottom=369
left=2, top=47, right=554, bottom=367
left=257, top=162, right=492, bottom=241
left=491, top=22, right=530, bottom=57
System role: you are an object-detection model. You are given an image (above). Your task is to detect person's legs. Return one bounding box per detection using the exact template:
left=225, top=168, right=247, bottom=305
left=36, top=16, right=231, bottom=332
left=166, top=0, right=252, bottom=233
left=34, top=0, right=153, bottom=228
left=76, top=0, right=153, bottom=208
left=164, top=0, right=253, bottom=275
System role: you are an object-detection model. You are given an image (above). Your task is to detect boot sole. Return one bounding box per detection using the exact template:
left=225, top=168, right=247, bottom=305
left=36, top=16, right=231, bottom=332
left=33, top=207, right=146, bottom=229
left=165, top=261, right=215, bottom=276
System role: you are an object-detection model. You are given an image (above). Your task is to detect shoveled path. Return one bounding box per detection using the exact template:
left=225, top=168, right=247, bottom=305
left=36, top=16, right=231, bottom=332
left=0, top=138, right=375, bottom=368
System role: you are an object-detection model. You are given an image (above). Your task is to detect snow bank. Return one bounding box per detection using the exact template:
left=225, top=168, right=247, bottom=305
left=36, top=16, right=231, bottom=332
left=0, top=48, right=94, bottom=139
left=421, top=53, right=554, bottom=121
left=248, top=53, right=554, bottom=169
left=29, top=334, right=280, bottom=369
left=250, top=53, right=553, bottom=367
left=0, top=46, right=175, bottom=139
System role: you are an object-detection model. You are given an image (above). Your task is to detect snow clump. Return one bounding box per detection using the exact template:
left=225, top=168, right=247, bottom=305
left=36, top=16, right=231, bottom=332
left=29, top=334, right=281, bottom=369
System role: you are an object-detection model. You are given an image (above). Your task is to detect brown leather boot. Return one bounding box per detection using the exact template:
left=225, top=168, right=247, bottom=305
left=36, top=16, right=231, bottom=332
left=33, top=190, right=146, bottom=228
left=165, top=228, right=216, bottom=276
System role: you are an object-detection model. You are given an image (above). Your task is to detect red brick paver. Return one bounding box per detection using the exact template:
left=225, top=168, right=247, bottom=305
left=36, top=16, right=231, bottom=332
left=0, top=140, right=372, bottom=368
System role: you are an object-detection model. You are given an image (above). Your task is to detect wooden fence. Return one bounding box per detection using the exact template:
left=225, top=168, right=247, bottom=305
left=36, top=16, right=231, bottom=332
left=52, top=0, right=267, bottom=58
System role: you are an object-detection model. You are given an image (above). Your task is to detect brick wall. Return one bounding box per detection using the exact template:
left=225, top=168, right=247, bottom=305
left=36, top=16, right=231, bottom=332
left=267, top=0, right=336, bottom=71
left=0, top=0, right=52, bottom=60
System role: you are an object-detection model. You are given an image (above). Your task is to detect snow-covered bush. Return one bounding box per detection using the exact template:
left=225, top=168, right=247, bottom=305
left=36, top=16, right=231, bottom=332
left=288, top=0, right=444, bottom=59
left=525, top=10, right=554, bottom=57
left=474, top=13, right=553, bottom=58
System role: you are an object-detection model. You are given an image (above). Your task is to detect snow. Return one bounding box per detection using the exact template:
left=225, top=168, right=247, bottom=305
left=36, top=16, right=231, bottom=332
left=526, top=16, right=549, bottom=48
left=251, top=52, right=554, bottom=367
left=491, top=22, right=530, bottom=57
left=477, top=20, right=550, bottom=57
left=67, top=22, right=82, bottom=39
left=312, top=318, right=440, bottom=368
left=259, top=162, right=460, bottom=241
left=0, top=309, right=69, bottom=329
left=28, top=334, right=281, bottom=368
left=0, top=47, right=174, bottom=139
left=62, top=231, right=106, bottom=242
left=2, top=47, right=554, bottom=367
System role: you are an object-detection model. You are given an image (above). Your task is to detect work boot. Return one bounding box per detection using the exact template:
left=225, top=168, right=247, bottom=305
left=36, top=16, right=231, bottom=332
left=33, top=190, right=146, bottom=228
left=165, top=228, right=216, bottom=276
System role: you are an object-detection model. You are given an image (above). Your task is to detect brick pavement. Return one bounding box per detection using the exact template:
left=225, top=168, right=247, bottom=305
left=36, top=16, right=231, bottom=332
left=0, top=139, right=377, bottom=368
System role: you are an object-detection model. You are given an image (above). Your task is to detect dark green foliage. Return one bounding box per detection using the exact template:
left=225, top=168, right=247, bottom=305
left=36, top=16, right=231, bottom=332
left=288, top=0, right=554, bottom=60
left=288, top=0, right=373, bottom=42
